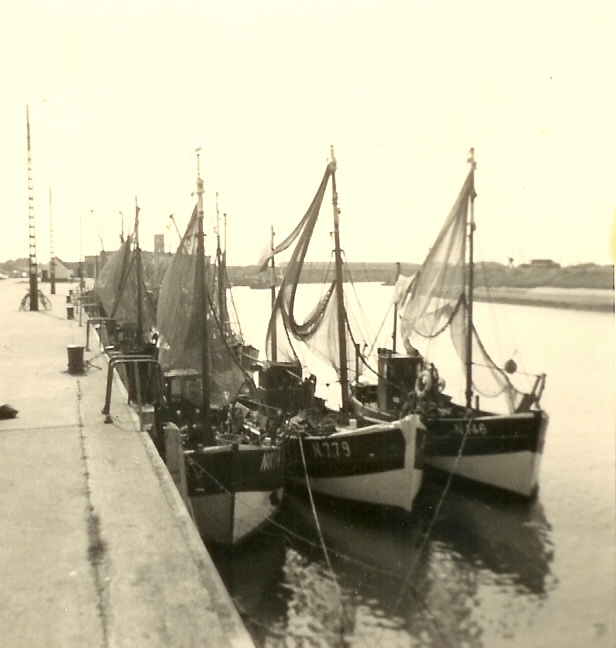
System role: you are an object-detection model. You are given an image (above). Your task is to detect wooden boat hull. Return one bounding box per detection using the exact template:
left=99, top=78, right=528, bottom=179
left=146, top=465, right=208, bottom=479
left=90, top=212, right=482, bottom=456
left=186, top=444, right=285, bottom=545
left=423, top=410, right=548, bottom=497
left=285, top=414, right=424, bottom=512
left=351, top=396, right=548, bottom=497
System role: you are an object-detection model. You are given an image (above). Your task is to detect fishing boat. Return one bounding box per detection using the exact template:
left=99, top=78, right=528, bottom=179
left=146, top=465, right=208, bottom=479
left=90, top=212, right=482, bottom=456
left=258, top=148, right=424, bottom=512
left=351, top=149, right=548, bottom=498
left=93, top=201, right=157, bottom=354
left=155, top=153, right=286, bottom=545
left=211, top=194, right=259, bottom=371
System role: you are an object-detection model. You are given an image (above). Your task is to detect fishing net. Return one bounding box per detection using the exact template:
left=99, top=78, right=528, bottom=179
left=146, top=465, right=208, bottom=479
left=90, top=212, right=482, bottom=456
left=93, top=236, right=156, bottom=335
left=262, top=162, right=357, bottom=380
left=156, top=206, right=251, bottom=407
left=397, top=169, right=524, bottom=412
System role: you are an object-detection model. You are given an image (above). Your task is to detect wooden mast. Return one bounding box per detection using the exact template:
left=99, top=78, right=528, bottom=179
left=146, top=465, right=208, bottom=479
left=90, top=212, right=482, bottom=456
left=215, top=192, right=226, bottom=331
left=330, top=146, right=350, bottom=420
left=134, top=197, right=144, bottom=347
left=269, top=225, right=278, bottom=362
left=195, top=149, right=213, bottom=443
left=392, top=261, right=401, bottom=353
left=465, top=148, right=477, bottom=409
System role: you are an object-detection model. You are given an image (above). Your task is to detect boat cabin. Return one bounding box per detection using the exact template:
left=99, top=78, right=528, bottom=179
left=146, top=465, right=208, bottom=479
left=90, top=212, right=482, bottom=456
left=258, top=361, right=319, bottom=414
left=376, top=348, right=423, bottom=412
left=165, top=368, right=202, bottom=410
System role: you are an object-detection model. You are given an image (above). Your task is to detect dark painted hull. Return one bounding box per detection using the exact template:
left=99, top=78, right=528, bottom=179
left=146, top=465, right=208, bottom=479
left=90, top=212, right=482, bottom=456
left=351, top=396, right=548, bottom=497
left=186, top=444, right=285, bottom=545
left=284, top=414, right=424, bottom=512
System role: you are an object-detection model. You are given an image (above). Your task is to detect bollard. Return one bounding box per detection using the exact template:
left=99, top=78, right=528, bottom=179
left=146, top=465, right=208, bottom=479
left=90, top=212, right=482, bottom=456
left=66, top=305, right=75, bottom=319
left=67, top=345, right=85, bottom=374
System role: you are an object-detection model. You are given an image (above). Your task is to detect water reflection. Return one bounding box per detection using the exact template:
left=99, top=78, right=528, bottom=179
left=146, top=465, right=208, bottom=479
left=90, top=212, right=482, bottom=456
left=213, top=480, right=555, bottom=647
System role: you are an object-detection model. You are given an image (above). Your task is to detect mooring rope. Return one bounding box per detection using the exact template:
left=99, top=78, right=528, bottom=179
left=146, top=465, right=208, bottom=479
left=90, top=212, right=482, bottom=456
left=373, top=409, right=475, bottom=648
left=297, top=433, right=351, bottom=642
left=297, top=435, right=338, bottom=582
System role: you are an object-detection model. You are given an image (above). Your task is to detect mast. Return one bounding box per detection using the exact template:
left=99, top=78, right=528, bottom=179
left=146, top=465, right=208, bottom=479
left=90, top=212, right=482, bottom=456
left=169, top=214, right=181, bottom=240
left=26, top=106, right=39, bottom=311
left=330, top=146, right=350, bottom=420
left=194, top=149, right=213, bottom=443
left=78, top=212, right=84, bottom=289
left=392, top=261, right=400, bottom=353
left=215, top=193, right=226, bottom=330
left=134, top=197, right=144, bottom=346
left=269, top=225, right=277, bottom=362
left=465, top=148, right=477, bottom=409
left=49, top=184, right=56, bottom=295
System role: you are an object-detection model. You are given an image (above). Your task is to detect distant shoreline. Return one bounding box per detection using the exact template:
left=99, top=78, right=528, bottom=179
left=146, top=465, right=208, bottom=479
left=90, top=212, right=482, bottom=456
left=473, top=287, right=614, bottom=313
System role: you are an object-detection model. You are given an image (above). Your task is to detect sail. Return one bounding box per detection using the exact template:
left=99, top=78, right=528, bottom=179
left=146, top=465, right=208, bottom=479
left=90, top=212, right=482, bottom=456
left=156, top=205, right=250, bottom=407
left=264, top=162, right=356, bottom=379
left=398, top=170, right=472, bottom=341
left=93, top=235, right=156, bottom=334
left=398, top=168, right=524, bottom=411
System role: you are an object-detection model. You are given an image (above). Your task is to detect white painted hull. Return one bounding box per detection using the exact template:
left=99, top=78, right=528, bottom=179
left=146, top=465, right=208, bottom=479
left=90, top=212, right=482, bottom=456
left=425, top=451, right=542, bottom=498
left=289, top=414, right=424, bottom=512
left=190, top=488, right=284, bottom=545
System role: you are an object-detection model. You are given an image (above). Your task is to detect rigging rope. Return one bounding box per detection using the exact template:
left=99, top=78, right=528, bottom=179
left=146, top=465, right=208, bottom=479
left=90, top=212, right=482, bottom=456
left=374, top=411, right=475, bottom=648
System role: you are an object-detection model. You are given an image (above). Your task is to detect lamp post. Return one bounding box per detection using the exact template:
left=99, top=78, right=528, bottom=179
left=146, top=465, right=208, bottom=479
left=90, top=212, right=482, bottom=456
left=49, top=184, right=56, bottom=294
left=26, top=105, right=39, bottom=311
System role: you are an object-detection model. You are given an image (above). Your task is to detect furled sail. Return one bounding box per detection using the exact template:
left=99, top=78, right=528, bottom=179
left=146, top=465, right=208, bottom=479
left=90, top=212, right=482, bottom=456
left=156, top=206, right=249, bottom=407
left=397, top=169, right=523, bottom=411
left=93, top=235, right=156, bottom=334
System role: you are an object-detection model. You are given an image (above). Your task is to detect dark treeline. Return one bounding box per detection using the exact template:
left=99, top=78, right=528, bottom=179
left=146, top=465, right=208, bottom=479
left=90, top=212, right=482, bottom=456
left=227, top=261, right=615, bottom=291
left=2, top=258, right=613, bottom=292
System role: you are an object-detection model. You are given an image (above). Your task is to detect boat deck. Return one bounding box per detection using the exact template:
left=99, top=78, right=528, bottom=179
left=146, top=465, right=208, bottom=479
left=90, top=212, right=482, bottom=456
left=0, top=278, right=253, bottom=648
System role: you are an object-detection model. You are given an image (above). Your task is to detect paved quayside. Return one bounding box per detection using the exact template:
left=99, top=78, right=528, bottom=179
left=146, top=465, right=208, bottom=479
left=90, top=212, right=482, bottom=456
left=0, top=278, right=253, bottom=648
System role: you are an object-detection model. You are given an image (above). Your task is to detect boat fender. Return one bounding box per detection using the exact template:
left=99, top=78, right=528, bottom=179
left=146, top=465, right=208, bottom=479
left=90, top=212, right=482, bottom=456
left=401, top=390, right=417, bottom=415
left=415, top=370, right=433, bottom=398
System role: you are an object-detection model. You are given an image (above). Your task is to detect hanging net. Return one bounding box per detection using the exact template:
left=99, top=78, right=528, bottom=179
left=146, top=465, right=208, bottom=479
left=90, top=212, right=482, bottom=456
left=397, top=169, right=524, bottom=412
left=156, top=206, right=251, bottom=407
left=261, top=162, right=357, bottom=380
left=93, top=236, right=156, bottom=335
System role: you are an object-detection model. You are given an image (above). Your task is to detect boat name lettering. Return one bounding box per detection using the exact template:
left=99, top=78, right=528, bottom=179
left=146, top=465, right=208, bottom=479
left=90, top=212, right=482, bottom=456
left=260, top=451, right=281, bottom=472
left=453, top=421, right=488, bottom=436
left=311, top=440, right=351, bottom=459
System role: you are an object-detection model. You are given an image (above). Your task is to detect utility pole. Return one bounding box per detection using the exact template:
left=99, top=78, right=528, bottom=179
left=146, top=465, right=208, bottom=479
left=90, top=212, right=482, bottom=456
left=26, top=105, right=39, bottom=311
left=49, top=184, right=56, bottom=294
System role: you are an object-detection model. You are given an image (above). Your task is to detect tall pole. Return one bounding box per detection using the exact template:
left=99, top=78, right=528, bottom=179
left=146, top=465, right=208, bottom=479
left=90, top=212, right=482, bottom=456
left=330, top=146, right=350, bottom=420
left=392, top=261, right=400, bottom=353
left=49, top=184, right=56, bottom=294
left=134, top=197, right=144, bottom=346
left=194, top=149, right=213, bottom=444
left=223, top=211, right=227, bottom=256
left=79, top=212, right=84, bottom=289
left=215, top=193, right=226, bottom=329
left=269, top=225, right=277, bottom=362
left=169, top=214, right=181, bottom=240
left=465, top=148, right=477, bottom=409
left=26, top=106, right=39, bottom=311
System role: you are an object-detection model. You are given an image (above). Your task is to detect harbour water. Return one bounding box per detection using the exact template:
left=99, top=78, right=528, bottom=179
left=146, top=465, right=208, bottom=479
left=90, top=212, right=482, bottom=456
left=215, top=284, right=615, bottom=647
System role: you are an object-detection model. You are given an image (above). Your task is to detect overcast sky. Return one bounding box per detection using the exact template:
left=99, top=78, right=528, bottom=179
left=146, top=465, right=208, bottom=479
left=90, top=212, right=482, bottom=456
left=1, top=0, right=614, bottom=268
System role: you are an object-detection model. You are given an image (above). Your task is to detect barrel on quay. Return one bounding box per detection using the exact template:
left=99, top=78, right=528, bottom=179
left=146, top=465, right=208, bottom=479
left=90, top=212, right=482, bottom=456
left=0, top=278, right=254, bottom=648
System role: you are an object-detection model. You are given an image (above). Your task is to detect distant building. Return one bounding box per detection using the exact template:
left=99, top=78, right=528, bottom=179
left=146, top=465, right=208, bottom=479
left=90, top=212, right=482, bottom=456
left=40, top=258, right=75, bottom=282
left=530, top=259, right=561, bottom=268
left=154, top=234, right=165, bottom=255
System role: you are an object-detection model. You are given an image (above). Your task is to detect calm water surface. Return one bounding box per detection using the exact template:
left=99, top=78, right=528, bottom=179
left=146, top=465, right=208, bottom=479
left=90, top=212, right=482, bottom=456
left=213, top=284, right=615, bottom=648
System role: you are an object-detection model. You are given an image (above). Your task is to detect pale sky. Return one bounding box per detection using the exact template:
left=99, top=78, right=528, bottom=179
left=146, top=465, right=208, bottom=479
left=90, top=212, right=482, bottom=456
left=1, top=0, right=614, bottom=267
